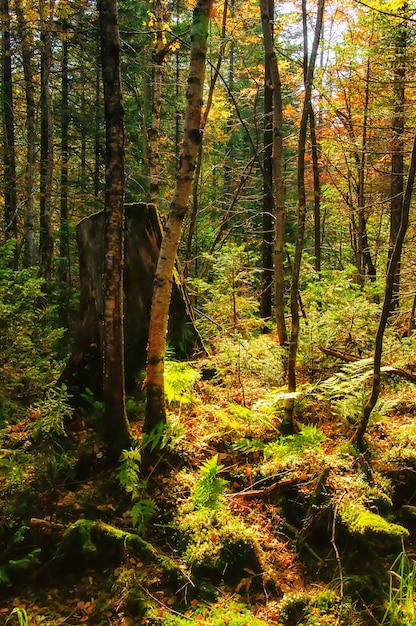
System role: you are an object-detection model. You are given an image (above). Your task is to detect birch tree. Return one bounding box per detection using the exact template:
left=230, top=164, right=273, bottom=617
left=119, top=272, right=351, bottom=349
left=145, top=0, right=214, bottom=435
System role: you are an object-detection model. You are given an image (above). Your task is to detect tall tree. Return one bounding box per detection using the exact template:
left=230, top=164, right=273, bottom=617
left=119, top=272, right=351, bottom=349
left=260, top=0, right=274, bottom=322
left=98, top=0, right=131, bottom=456
left=284, top=0, right=324, bottom=433
left=260, top=0, right=287, bottom=346
left=38, top=0, right=54, bottom=280
left=15, top=0, right=36, bottom=267
left=353, top=129, right=416, bottom=446
left=145, top=0, right=214, bottom=435
left=2, top=0, right=18, bottom=261
left=148, top=0, right=165, bottom=209
left=389, top=3, right=408, bottom=309
left=58, top=21, right=70, bottom=328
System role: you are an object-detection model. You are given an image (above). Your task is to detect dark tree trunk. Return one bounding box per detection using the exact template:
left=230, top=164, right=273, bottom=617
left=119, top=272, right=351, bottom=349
left=353, top=131, right=416, bottom=446
left=260, top=0, right=287, bottom=346
left=15, top=0, right=36, bottom=267
left=59, top=204, right=201, bottom=400
left=94, top=40, right=102, bottom=209
left=310, top=106, right=321, bottom=275
left=98, top=0, right=131, bottom=455
left=38, top=10, right=54, bottom=281
left=2, top=0, right=18, bottom=264
left=389, top=6, right=407, bottom=310
left=260, top=32, right=274, bottom=321
left=59, top=26, right=70, bottom=328
left=148, top=0, right=165, bottom=208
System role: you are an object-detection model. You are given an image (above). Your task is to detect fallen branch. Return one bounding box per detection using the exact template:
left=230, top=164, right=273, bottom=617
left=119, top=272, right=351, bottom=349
left=320, top=347, right=416, bottom=383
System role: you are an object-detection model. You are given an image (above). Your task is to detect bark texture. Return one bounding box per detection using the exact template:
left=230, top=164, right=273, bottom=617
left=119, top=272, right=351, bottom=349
left=284, top=0, right=324, bottom=433
left=98, top=0, right=131, bottom=453
left=260, top=0, right=287, bottom=346
left=59, top=204, right=200, bottom=400
left=145, top=0, right=213, bottom=433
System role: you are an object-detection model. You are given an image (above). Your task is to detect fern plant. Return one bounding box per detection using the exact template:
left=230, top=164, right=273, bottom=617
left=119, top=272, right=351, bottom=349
left=30, top=385, right=73, bottom=440
left=165, top=360, right=200, bottom=406
left=263, top=424, right=327, bottom=464
left=192, top=454, right=229, bottom=510
left=118, top=448, right=157, bottom=534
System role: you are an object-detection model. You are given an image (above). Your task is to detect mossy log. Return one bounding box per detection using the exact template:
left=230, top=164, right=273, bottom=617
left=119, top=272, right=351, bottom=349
left=339, top=504, right=408, bottom=545
left=59, top=519, right=185, bottom=583
left=0, top=548, right=42, bottom=585
left=59, top=203, right=203, bottom=400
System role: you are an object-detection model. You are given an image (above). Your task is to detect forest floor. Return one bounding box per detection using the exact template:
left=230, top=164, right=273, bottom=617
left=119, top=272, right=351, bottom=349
left=2, top=334, right=416, bottom=625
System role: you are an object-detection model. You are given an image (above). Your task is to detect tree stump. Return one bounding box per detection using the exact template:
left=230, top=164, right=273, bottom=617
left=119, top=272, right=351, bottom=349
left=59, top=203, right=201, bottom=400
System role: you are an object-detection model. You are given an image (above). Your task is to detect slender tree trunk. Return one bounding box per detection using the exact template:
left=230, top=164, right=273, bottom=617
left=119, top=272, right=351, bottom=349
left=358, top=53, right=377, bottom=284
left=389, top=5, right=407, bottom=309
left=222, top=0, right=235, bottom=232
left=38, top=3, right=54, bottom=281
left=148, top=0, right=165, bottom=208
left=59, top=26, right=70, bottom=328
left=175, top=0, right=181, bottom=169
left=94, top=42, right=102, bottom=209
left=284, top=0, right=324, bottom=433
left=353, top=131, right=416, bottom=446
left=184, top=0, right=228, bottom=278
left=145, top=0, right=213, bottom=434
left=15, top=0, right=36, bottom=267
left=334, top=33, right=377, bottom=287
left=2, top=0, right=18, bottom=264
left=260, top=1, right=274, bottom=321
left=98, top=0, right=131, bottom=456
left=260, top=0, right=287, bottom=346
left=310, top=107, right=321, bottom=275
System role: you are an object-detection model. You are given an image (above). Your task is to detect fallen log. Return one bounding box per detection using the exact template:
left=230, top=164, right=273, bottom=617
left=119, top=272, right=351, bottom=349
left=319, top=347, right=416, bottom=383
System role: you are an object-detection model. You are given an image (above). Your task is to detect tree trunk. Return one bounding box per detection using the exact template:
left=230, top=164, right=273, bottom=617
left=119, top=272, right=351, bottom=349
left=148, top=0, right=165, bottom=209
left=310, top=106, right=321, bottom=275
left=38, top=4, right=54, bottom=281
left=59, top=204, right=201, bottom=401
left=353, top=131, right=416, bottom=446
left=260, top=0, right=287, bottom=346
left=94, top=39, right=102, bottom=210
left=284, top=0, right=324, bottom=433
left=59, top=25, right=70, bottom=328
left=334, top=33, right=377, bottom=287
left=145, top=0, right=213, bottom=435
left=15, top=0, right=36, bottom=268
left=98, top=0, right=131, bottom=456
left=260, top=4, right=274, bottom=321
left=2, top=0, right=18, bottom=264
left=184, top=0, right=228, bottom=279
left=389, top=5, right=407, bottom=310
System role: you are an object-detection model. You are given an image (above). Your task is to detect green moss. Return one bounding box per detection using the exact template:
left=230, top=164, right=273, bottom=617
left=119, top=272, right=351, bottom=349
left=175, top=507, right=261, bottom=577
left=0, top=548, right=42, bottom=586
left=150, top=600, right=269, bottom=625
left=339, top=505, right=408, bottom=543
left=279, top=589, right=359, bottom=625
left=60, top=520, right=184, bottom=583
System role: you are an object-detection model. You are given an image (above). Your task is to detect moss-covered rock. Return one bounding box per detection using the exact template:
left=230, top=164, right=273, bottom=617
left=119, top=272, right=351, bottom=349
left=339, top=504, right=408, bottom=544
